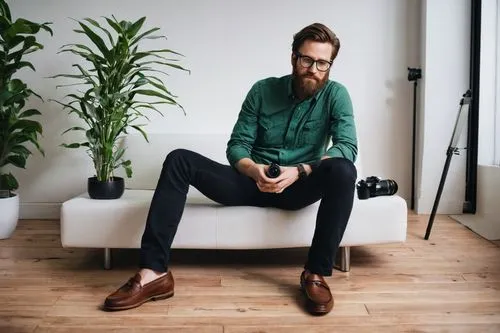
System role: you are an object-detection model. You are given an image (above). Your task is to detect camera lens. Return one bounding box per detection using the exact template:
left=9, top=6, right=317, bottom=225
left=375, top=179, right=398, bottom=196
left=266, top=163, right=281, bottom=178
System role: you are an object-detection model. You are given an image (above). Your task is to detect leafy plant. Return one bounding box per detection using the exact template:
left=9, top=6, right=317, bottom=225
left=53, top=15, right=188, bottom=182
left=0, top=0, right=52, bottom=197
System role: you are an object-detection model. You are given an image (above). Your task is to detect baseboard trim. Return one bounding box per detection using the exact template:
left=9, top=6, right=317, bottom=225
left=20, top=202, right=61, bottom=220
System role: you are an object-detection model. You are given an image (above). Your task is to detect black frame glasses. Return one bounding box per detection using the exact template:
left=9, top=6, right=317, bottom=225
left=294, top=52, right=332, bottom=72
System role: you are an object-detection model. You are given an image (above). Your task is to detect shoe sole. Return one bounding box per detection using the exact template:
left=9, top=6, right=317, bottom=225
left=103, top=290, right=174, bottom=311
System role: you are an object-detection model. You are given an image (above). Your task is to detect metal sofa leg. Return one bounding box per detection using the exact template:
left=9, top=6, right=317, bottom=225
left=335, top=246, right=351, bottom=272
left=104, top=248, right=112, bottom=270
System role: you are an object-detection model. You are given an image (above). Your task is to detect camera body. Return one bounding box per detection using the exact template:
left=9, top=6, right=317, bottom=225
left=356, top=176, right=398, bottom=200
left=266, top=162, right=281, bottom=178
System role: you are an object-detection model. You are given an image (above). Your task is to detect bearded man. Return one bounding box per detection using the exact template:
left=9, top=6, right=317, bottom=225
left=104, top=22, right=358, bottom=316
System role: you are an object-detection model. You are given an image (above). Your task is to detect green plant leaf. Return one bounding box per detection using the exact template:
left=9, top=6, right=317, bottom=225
left=6, top=36, right=39, bottom=61
left=0, top=0, right=12, bottom=22
left=126, top=17, right=145, bottom=39
left=129, top=51, right=173, bottom=63
left=61, top=126, right=86, bottom=135
left=19, top=109, right=42, bottom=118
left=78, top=21, right=111, bottom=60
left=61, top=143, right=82, bottom=148
left=5, top=61, right=36, bottom=74
left=10, top=119, right=43, bottom=134
left=130, top=125, right=149, bottom=142
left=8, top=130, right=44, bottom=156
left=122, top=159, right=132, bottom=178
left=2, top=155, right=26, bottom=168
left=29, top=88, right=42, bottom=101
left=104, top=16, right=122, bottom=35
left=148, top=48, right=185, bottom=56
left=39, top=22, right=53, bottom=36
left=58, top=47, right=107, bottom=66
left=83, top=18, right=114, bottom=45
left=0, top=173, right=19, bottom=192
left=130, top=89, right=179, bottom=105
left=114, top=147, right=125, bottom=162
left=129, top=27, right=161, bottom=46
left=131, top=103, right=160, bottom=113
left=6, top=35, right=25, bottom=49
left=11, top=145, right=32, bottom=158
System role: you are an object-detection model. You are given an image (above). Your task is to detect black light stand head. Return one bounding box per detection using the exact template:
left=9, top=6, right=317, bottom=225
left=407, top=67, right=422, bottom=81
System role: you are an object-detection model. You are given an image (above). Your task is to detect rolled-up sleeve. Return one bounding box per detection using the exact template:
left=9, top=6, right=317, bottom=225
left=226, top=83, right=260, bottom=167
left=325, top=86, right=358, bottom=163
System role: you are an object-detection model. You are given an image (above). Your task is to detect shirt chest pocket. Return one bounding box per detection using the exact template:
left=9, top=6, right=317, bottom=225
left=258, top=112, right=287, bottom=146
left=300, top=119, right=325, bottom=145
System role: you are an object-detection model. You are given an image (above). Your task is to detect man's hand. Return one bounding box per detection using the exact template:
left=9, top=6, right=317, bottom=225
left=249, top=164, right=282, bottom=193
left=236, top=158, right=279, bottom=193
left=236, top=158, right=318, bottom=193
left=251, top=165, right=301, bottom=193
left=273, top=166, right=300, bottom=193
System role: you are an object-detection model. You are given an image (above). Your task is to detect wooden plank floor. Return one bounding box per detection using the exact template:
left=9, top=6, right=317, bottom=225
left=0, top=213, right=499, bottom=333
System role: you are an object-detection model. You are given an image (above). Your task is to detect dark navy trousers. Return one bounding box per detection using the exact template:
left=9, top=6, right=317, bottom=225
left=139, top=149, right=357, bottom=276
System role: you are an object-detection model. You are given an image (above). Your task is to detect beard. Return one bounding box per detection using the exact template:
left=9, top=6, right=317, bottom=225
left=292, top=65, right=329, bottom=99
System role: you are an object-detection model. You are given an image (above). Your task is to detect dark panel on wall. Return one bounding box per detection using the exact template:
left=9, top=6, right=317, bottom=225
left=464, top=0, right=481, bottom=213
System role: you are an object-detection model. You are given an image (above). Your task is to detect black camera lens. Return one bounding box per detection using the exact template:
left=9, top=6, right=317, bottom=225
left=375, top=179, right=398, bottom=196
left=357, top=176, right=398, bottom=199
left=266, top=163, right=281, bottom=178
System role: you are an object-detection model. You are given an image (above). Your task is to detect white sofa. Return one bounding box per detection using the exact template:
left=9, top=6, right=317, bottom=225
left=60, top=133, right=407, bottom=271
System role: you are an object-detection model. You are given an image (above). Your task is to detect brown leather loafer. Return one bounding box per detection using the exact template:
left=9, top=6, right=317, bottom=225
left=300, top=270, right=334, bottom=315
left=103, top=271, right=174, bottom=311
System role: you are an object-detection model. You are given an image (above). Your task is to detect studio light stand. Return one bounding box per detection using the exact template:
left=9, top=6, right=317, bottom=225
left=424, top=90, right=471, bottom=240
left=407, top=67, right=422, bottom=211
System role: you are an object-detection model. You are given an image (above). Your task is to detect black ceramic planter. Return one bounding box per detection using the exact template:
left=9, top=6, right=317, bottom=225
left=88, top=176, right=125, bottom=199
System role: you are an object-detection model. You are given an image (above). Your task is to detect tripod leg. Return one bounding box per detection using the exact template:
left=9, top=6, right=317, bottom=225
left=425, top=149, right=454, bottom=240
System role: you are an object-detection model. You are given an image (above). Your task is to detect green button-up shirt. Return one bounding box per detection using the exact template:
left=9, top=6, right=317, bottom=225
left=226, top=74, right=357, bottom=167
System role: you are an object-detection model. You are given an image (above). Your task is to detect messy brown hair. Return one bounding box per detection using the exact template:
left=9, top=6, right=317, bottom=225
left=292, top=23, right=340, bottom=61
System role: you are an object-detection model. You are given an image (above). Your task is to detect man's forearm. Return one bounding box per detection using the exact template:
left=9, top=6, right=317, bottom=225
left=235, top=158, right=257, bottom=178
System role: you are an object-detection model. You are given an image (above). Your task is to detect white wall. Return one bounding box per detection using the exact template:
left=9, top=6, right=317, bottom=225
left=416, top=0, right=471, bottom=214
left=5, top=0, right=426, bottom=218
left=478, top=0, right=498, bottom=166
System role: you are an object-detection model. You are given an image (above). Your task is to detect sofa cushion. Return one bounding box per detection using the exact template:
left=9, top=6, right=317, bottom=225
left=60, top=189, right=407, bottom=249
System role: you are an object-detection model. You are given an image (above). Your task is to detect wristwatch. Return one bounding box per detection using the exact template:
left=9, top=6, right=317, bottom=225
left=297, top=163, right=307, bottom=180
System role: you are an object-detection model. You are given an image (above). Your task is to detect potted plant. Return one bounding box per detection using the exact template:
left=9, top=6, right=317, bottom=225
left=0, top=0, right=52, bottom=239
left=53, top=15, right=187, bottom=199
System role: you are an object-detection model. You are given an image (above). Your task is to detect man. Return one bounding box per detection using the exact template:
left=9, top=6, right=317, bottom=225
left=104, top=22, right=357, bottom=316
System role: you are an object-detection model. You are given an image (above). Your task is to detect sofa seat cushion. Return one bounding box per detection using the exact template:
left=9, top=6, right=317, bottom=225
left=61, top=188, right=407, bottom=249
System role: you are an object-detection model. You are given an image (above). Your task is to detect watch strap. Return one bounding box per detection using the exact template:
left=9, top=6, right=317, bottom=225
left=297, top=163, right=307, bottom=179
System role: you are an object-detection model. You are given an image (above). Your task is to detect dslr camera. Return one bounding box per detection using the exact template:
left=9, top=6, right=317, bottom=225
left=356, top=176, right=398, bottom=200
